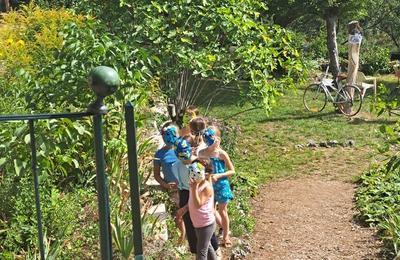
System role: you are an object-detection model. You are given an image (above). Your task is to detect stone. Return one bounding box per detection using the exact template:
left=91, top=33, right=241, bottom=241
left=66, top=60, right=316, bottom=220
left=347, top=139, right=355, bottom=146
left=328, top=140, right=339, bottom=147
left=307, top=140, right=318, bottom=147
left=343, top=139, right=356, bottom=147
left=295, top=144, right=304, bottom=150
left=319, top=141, right=329, bottom=148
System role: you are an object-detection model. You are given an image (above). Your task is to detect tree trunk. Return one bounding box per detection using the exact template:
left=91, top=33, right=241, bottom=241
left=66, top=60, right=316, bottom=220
left=4, top=0, right=10, bottom=12
left=326, top=14, right=340, bottom=78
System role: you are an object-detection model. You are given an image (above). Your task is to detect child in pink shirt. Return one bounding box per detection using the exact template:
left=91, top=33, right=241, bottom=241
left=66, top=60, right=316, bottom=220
left=188, top=161, right=217, bottom=260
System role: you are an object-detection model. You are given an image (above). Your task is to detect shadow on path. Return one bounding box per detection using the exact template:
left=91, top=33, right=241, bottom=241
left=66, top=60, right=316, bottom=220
left=258, top=111, right=337, bottom=123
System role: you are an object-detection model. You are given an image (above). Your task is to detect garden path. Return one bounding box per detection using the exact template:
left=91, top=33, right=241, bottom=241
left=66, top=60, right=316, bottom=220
left=209, top=89, right=394, bottom=260
left=247, top=146, right=384, bottom=259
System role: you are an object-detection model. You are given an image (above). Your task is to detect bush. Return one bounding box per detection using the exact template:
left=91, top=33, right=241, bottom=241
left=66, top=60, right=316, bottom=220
left=360, top=43, right=391, bottom=75
left=0, top=175, right=99, bottom=259
left=356, top=161, right=400, bottom=257
left=299, top=30, right=327, bottom=61
left=0, top=3, right=160, bottom=258
left=356, top=119, right=400, bottom=257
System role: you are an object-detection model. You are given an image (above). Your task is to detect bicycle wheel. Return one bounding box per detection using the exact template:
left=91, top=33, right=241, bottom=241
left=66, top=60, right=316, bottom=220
left=303, top=83, right=327, bottom=112
left=336, top=85, right=363, bottom=116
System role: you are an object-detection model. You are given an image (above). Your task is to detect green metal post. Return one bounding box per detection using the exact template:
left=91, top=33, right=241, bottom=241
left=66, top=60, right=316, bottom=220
left=124, top=102, right=144, bottom=259
left=29, top=120, right=45, bottom=259
left=93, top=115, right=112, bottom=260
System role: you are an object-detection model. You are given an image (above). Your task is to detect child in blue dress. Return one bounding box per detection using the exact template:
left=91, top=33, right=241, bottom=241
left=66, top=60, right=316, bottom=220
left=199, top=126, right=234, bottom=247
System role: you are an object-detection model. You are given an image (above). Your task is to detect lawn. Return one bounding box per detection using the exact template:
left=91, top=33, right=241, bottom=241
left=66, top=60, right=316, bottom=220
left=206, top=79, right=397, bottom=184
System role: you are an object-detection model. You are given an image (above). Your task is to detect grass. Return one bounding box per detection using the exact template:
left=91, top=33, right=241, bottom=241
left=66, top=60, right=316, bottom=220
left=201, top=77, right=399, bottom=255
left=206, top=83, right=396, bottom=184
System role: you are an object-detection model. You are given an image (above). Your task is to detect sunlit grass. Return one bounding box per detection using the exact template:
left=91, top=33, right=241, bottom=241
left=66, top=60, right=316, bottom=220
left=206, top=86, right=396, bottom=183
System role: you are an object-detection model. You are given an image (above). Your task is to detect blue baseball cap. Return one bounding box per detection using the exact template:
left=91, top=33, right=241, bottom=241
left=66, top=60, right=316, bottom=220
left=203, top=127, right=216, bottom=146
left=174, top=137, right=192, bottom=160
left=161, top=125, right=178, bottom=146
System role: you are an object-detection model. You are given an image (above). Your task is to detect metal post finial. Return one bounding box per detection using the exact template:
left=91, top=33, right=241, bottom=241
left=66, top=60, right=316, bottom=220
left=87, top=66, right=120, bottom=114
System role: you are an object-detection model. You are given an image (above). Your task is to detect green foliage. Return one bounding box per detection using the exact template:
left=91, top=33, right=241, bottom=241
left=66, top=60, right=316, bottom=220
left=111, top=216, right=134, bottom=259
left=367, top=0, right=400, bottom=49
left=229, top=173, right=257, bottom=236
left=356, top=162, right=400, bottom=256
left=360, top=42, right=391, bottom=75
left=0, top=4, right=85, bottom=113
left=378, top=213, right=400, bottom=255
left=0, top=119, right=95, bottom=189
left=0, top=174, right=99, bottom=258
left=128, top=1, right=304, bottom=112
left=0, top=3, right=161, bottom=258
left=299, top=30, right=327, bottom=61
left=266, top=0, right=370, bottom=27
left=25, top=231, right=63, bottom=260
left=53, top=0, right=307, bottom=117
left=356, top=120, right=400, bottom=256
left=374, top=83, right=400, bottom=117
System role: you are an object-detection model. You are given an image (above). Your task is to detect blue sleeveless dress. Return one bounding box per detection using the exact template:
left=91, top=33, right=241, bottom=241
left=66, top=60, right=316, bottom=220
left=210, top=157, right=233, bottom=203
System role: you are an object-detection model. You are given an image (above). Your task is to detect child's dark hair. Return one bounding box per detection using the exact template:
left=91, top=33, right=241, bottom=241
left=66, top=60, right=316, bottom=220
left=189, top=117, right=206, bottom=147
left=161, top=121, right=176, bottom=130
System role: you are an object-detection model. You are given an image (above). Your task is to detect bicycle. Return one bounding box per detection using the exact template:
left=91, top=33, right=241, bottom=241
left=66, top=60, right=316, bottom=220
left=303, top=66, right=363, bottom=117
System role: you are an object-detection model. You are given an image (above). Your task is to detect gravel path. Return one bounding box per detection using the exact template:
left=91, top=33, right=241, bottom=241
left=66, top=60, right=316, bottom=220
left=247, top=175, right=384, bottom=260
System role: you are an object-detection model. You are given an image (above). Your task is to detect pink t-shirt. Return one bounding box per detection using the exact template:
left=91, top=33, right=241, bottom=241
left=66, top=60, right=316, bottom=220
left=188, top=181, right=215, bottom=228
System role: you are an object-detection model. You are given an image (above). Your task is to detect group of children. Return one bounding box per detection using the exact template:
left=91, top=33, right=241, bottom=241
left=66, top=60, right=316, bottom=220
left=153, top=107, right=235, bottom=260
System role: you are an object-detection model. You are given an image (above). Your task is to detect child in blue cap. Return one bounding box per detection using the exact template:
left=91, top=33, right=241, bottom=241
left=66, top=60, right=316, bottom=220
left=154, top=122, right=180, bottom=189
left=153, top=121, right=184, bottom=241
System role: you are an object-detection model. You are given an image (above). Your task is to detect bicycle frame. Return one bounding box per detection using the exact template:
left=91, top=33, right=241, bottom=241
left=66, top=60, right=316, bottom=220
left=304, top=64, right=363, bottom=116
left=316, top=66, right=355, bottom=105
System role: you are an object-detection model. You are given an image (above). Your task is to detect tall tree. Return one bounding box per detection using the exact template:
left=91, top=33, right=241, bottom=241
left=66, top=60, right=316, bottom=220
left=38, top=0, right=306, bottom=123
left=366, top=0, right=400, bottom=50
left=1, top=0, right=10, bottom=12
left=266, top=0, right=369, bottom=77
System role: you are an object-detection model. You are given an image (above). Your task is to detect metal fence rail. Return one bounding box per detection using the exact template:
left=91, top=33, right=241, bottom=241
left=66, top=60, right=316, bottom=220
left=0, top=111, right=113, bottom=259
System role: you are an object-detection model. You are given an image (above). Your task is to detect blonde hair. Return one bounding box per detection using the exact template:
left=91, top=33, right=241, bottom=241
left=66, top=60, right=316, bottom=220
left=186, top=105, right=199, bottom=119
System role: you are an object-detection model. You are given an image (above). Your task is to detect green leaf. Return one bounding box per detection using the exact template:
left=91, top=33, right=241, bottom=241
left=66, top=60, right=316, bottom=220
left=24, top=134, right=31, bottom=144
left=72, top=159, right=79, bottom=168
left=73, top=123, right=85, bottom=135
left=180, top=37, right=192, bottom=44
left=0, top=158, right=6, bottom=167
left=14, top=159, right=24, bottom=176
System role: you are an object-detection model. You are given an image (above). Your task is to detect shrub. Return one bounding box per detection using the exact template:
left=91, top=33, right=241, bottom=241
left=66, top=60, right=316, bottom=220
left=356, top=120, right=400, bottom=257
left=0, top=3, right=159, bottom=258
left=356, top=161, right=400, bottom=257
left=0, top=3, right=85, bottom=77
left=360, top=43, right=391, bottom=75
left=0, top=175, right=99, bottom=259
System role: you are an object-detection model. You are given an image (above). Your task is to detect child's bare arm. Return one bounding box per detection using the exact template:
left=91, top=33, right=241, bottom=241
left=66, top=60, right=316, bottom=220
left=153, top=163, right=174, bottom=189
left=214, top=150, right=235, bottom=179
left=176, top=204, right=188, bottom=218
left=190, top=181, right=213, bottom=209
left=197, top=148, right=209, bottom=159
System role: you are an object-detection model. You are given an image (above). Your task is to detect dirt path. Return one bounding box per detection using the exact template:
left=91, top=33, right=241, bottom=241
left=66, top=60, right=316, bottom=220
left=247, top=147, right=384, bottom=260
